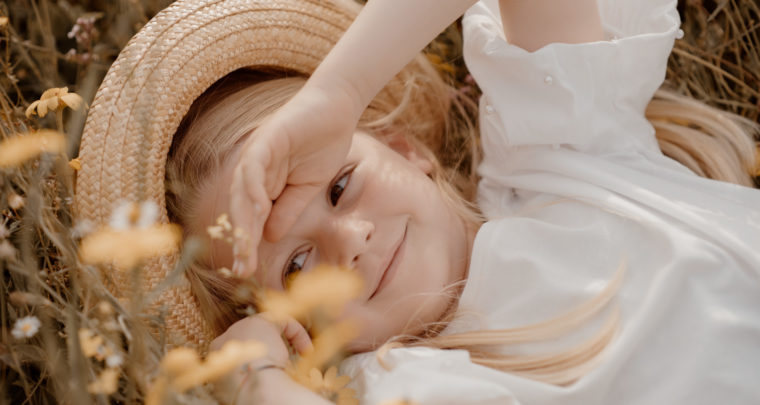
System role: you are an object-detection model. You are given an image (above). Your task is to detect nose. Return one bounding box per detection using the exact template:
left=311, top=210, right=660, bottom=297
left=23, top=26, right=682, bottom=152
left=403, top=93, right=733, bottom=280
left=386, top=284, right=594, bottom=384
left=324, top=215, right=374, bottom=268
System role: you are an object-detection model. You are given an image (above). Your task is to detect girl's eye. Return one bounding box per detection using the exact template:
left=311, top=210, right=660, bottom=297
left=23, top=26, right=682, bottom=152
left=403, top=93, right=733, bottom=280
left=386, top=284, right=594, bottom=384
left=329, top=168, right=353, bottom=206
left=283, top=250, right=309, bottom=288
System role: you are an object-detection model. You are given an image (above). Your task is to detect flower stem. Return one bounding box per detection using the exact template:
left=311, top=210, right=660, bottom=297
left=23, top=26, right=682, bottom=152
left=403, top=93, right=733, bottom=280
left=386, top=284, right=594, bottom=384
left=56, top=110, right=63, bottom=133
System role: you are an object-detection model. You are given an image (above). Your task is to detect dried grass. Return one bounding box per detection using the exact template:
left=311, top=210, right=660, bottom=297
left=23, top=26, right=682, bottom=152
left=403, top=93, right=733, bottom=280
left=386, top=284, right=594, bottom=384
left=0, top=0, right=758, bottom=403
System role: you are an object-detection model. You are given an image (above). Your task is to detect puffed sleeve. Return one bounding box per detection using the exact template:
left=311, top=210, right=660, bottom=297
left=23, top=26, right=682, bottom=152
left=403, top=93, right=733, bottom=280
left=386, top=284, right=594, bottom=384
left=340, top=347, right=523, bottom=405
left=463, top=0, right=681, bottom=155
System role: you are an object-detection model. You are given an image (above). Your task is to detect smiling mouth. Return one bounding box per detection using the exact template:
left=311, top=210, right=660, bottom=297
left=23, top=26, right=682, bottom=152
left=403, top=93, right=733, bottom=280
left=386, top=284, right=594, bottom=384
left=369, top=222, right=408, bottom=300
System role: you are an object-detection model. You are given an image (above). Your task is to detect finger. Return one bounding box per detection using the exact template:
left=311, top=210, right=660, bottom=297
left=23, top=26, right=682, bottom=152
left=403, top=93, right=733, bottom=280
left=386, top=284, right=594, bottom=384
left=281, top=317, right=314, bottom=355
left=229, top=164, right=269, bottom=277
left=264, top=183, right=323, bottom=243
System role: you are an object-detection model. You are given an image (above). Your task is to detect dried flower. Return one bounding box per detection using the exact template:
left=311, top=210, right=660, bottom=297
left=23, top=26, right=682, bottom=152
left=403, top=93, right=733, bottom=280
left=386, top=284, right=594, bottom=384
left=12, top=316, right=41, bottom=339
left=79, top=223, right=182, bottom=270
left=0, top=16, right=8, bottom=28
left=216, top=213, right=232, bottom=231
left=292, top=321, right=357, bottom=374
left=25, top=87, right=84, bottom=118
left=67, top=15, right=100, bottom=48
left=7, top=193, right=25, bottom=209
left=69, top=157, right=81, bottom=170
left=146, top=340, right=266, bottom=404
left=0, top=131, right=65, bottom=169
left=296, top=366, right=358, bottom=405
left=79, top=328, right=104, bottom=358
left=0, top=240, right=16, bottom=260
left=96, top=301, right=114, bottom=316
left=218, top=267, right=233, bottom=278
left=0, top=223, right=9, bottom=239
left=206, top=225, right=224, bottom=240
left=106, top=353, right=124, bottom=368
left=161, top=347, right=202, bottom=378
left=260, top=265, right=363, bottom=322
left=171, top=340, right=267, bottom=391
left=71, top=220, right=95, bottom=238
left=87, top=368, right=119, bottom=395
left=109, top=201, right=159, bottom=230
left=9, top=291, right=52, bottom=307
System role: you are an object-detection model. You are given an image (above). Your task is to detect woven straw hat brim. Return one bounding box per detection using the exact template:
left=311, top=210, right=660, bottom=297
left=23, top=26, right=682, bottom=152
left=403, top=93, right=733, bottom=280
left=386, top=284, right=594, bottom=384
left=75, top=0, right=386, bottom=350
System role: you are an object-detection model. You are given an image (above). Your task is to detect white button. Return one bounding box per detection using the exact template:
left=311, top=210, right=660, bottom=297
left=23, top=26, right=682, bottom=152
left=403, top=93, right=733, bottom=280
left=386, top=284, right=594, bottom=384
left=544, top=75, right=553, bottom=85
left=676, top=29, right=685, bottom=39
left=485, top=104, right=494, bottom=114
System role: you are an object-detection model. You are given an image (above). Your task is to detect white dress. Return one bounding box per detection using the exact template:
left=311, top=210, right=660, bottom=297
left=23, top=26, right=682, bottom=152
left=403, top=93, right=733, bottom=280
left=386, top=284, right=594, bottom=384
left=341, top=0, right=760, bottom=403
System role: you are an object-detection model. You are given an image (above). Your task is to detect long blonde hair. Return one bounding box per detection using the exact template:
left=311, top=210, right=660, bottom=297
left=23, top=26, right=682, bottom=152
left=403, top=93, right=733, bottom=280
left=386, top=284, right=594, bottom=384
left=167, top=56, right=758, bottom=385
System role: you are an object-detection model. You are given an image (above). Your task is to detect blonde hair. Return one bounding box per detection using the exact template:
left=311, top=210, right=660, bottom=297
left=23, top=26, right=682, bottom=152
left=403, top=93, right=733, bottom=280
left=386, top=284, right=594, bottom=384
left=167, top=58, right=758, bottom=384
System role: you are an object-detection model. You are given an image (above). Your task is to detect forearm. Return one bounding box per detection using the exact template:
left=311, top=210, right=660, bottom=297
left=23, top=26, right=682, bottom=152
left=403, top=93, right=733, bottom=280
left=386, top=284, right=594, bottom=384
left=499, top=0, right=604, bottom=52
left=305, top=0, right=478, bottom=119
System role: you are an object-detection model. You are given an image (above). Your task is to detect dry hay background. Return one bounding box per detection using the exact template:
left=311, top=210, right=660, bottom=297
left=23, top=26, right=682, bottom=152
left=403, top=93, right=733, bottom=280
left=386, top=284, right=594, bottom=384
left=0, top=0, right=758, bottom=404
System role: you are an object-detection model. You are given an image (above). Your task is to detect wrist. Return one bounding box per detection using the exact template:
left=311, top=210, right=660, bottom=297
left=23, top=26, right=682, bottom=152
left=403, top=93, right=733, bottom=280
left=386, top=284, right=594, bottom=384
left=301, top=73, right=367, bottom=122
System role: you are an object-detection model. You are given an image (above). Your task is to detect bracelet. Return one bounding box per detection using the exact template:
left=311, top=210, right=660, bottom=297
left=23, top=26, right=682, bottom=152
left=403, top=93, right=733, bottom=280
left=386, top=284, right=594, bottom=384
left=255, top=364, right=284, bottom=373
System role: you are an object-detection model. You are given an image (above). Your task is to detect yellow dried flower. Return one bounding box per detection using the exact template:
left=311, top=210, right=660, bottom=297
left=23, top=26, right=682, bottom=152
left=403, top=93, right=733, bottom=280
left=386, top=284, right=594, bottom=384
left=161, top=347, right=202, bottom=378
left=295, top=366, right=358, bottom=405
left=25, top=87, right=84, bottom=118
left=172, top=340, right=267, bottom=391
left=206, top=225, right=224, bottom=240
left=291, top=321, right=358, bottom=375
left=216, top=213, right=232, bottom=231
left=79, top=328, right=104, bottom=358
left=96, top=301, right=114, bottom=316
left=68, top=157, right=81, bottom=170
left=79, top=223, right=182, bottom=270
left=87, top=368, right=120, bottom=395
left=146, top=340, right=266, bottom=405
left=0, top=130, right=65, bottom=169
left=0, top=17, right=8, bottom=28
left=260, top=265, right=363, bottom=322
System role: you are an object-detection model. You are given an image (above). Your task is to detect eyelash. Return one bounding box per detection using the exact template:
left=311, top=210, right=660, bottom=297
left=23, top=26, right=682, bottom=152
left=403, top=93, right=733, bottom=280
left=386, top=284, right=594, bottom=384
left=282, top=166, right=356, bottom=287
left=328, top=166, right=354, bottom=206
left=283, top=249, right=309, bottom=288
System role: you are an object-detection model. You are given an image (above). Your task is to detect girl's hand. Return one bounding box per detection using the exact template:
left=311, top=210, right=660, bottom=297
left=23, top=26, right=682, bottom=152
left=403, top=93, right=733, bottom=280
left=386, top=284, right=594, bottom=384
left=211, top=315, right=335, bottom=405
left=230, top=84, right=360, bottom=277
left=210, top=314, right=313, bottom=370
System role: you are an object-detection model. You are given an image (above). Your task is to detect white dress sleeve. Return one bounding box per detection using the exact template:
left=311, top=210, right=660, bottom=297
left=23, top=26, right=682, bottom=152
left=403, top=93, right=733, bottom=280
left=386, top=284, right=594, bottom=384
left=340, top=347, right=523, bottom=405
left=463, top=0, right=681, bottom=155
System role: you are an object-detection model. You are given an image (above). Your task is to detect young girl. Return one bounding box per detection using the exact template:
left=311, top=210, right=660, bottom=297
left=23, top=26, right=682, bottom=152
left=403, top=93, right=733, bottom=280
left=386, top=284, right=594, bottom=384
left=159, top=0, right=760, bottom=403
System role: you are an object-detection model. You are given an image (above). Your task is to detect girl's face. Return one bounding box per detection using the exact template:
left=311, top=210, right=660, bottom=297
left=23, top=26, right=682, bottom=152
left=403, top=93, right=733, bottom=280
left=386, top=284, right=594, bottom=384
left=196, top=132, right=475, bottom=352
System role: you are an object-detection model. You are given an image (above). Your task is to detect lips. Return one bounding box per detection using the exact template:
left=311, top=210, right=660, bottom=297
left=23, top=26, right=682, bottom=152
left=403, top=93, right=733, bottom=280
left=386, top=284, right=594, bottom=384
left=369, top=221, right=407, bottom=300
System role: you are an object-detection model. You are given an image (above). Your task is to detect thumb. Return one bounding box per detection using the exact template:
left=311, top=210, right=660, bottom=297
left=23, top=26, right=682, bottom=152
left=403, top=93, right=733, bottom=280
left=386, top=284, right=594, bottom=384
left=264, top=183, right=324, bottom=242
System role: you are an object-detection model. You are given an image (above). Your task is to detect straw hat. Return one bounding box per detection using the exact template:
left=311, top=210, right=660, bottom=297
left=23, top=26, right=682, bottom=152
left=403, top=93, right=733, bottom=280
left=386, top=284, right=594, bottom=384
left=75, top=0, right=432, bottom=351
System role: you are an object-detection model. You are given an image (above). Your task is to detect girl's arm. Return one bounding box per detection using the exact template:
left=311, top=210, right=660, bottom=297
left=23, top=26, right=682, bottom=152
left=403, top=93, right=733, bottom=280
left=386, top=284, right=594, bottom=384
left=498, top=0, right=604, bottom=52
left=305, top=0, right=480, bottom=119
